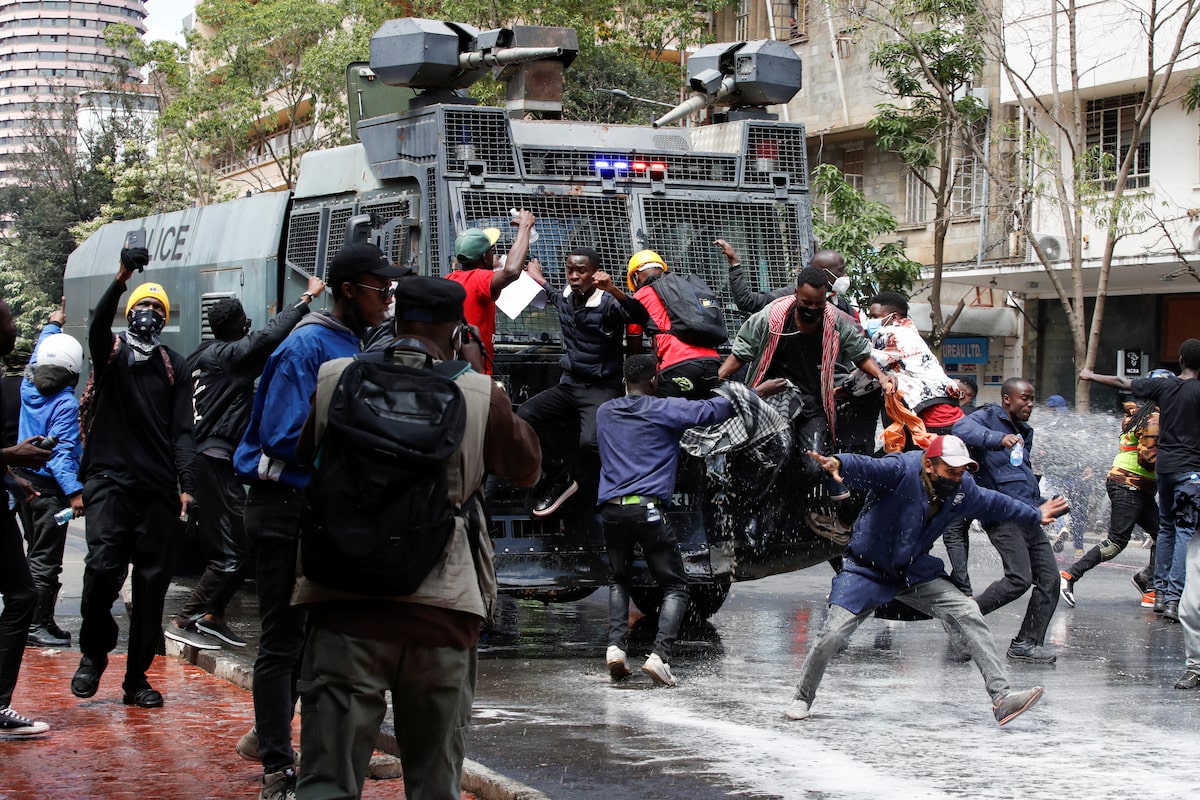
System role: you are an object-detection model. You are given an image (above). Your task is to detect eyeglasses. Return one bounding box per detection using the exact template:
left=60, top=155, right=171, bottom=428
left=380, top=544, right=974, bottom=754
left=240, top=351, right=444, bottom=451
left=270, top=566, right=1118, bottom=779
left=353, top=283, right=395, bottom=301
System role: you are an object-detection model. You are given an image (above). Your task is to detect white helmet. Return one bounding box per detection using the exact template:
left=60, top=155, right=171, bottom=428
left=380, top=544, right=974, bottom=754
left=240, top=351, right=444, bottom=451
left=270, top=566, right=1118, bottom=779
left=35, top=333, right=84, bottom=374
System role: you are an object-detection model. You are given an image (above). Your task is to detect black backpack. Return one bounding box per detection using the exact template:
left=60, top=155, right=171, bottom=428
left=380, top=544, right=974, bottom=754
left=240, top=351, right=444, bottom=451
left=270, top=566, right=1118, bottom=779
left=300, top=347, right=470, bottom=596
left=648, top=272, right=728, bottom=347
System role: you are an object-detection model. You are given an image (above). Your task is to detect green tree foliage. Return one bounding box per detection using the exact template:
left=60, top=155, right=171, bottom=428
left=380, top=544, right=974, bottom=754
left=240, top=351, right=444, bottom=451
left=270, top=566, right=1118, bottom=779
left=811, top=163, right=921, bottom=302
left=0, top=89, right=151, bottom=354
left=864, top=0, right=988, bottom=345
left=109, top=0, right=398, bottom=193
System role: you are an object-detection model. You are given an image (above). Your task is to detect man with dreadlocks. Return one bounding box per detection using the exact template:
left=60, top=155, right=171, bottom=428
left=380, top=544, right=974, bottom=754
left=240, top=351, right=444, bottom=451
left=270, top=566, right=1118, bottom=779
left=1058, top=377, right=1171, bottom=610
left=718, top=267, right=893, bottom=504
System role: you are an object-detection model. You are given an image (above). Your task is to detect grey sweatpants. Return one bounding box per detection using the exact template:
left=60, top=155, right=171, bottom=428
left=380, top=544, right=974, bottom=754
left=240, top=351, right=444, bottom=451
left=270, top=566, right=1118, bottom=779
left=795, top=577, right=1010, bottom=707
left=1180, top=533, right=1200, bottom=677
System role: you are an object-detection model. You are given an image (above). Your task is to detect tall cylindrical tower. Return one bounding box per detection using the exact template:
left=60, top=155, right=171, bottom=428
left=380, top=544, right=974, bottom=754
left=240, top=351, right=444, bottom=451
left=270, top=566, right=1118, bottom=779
left=0, top=0, right=148, bottom=181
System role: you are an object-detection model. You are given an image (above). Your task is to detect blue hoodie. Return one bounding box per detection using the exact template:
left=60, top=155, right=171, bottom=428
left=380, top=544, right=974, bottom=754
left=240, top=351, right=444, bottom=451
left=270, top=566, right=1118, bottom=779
left=233, top=313, right=360, bottom=489
left=17, top=323, right=83, bottom=497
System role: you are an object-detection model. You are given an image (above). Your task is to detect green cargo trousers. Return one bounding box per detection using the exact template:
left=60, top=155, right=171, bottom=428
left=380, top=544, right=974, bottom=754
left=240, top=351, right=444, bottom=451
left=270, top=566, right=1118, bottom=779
left=295, top=621, right=476, bottom=800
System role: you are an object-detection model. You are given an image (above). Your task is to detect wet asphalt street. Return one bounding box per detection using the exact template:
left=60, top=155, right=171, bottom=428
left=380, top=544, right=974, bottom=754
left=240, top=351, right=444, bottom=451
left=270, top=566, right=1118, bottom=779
left=21, top=520, right=1200, bottom=799
left=469, top=533, right=1200, bottom=799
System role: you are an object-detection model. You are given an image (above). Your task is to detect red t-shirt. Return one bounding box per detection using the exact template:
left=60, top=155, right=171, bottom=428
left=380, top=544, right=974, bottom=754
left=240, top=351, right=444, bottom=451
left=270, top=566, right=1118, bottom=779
left=628, top=283, right=719, bottom=371
left=445, top=268, right=496, bottom=374
left=920, top=401, right=964, bottom=429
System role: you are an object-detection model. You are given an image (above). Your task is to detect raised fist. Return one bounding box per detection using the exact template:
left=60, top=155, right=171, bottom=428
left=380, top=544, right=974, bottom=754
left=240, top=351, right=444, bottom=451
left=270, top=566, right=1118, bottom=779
left=120, top=247, right=150, bottom=273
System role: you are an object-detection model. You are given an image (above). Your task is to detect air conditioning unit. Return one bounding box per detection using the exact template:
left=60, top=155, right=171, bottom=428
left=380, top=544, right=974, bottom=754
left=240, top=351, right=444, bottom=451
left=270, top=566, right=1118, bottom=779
left=1029, top=233, right=1068, bottom=263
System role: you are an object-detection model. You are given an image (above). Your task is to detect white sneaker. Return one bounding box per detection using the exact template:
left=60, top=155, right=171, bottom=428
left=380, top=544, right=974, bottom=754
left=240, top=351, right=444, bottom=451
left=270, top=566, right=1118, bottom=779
left=642, top=653, right=677, bottom=687
left=606, top=645, right=632, bottom=680
left=785, top=698, right=811, bottom=721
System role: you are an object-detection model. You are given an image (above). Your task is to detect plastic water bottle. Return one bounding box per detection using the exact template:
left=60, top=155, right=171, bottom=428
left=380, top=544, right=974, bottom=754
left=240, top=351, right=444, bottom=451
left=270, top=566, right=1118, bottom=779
left=54, top=508, right=73, bottom=526
left=510, top=208, right=538, bottom=244
left=1009, top=440, right=1024, bottom=467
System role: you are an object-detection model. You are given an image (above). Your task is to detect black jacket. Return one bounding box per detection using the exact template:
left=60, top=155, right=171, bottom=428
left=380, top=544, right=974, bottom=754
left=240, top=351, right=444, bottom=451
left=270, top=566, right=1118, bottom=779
left=188, top=302, right=310, bottom=453
left=546, top=284, right=648, bottom=387
left=83, top=280, right=195, bottom=497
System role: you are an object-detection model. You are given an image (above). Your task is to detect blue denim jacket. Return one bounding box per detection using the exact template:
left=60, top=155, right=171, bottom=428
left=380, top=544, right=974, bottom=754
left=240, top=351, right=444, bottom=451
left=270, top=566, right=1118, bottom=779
left=952, top=403, right=1043, bottom=507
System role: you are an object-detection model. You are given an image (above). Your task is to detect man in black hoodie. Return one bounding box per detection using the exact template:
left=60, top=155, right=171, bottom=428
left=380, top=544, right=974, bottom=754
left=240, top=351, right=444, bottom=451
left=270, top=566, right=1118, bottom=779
left=164, top=275, right=325, bottom=651
left=71, top=247, right=196, bottom=708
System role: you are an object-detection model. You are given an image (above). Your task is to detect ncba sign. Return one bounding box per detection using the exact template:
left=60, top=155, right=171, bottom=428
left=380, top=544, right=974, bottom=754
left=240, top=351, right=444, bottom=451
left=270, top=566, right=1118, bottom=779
left=942, top=337, right=988, bottom=365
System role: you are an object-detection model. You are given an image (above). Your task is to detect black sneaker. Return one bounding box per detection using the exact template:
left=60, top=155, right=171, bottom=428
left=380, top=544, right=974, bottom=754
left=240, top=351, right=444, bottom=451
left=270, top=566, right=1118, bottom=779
left=27, top=623, right=71, bottom=648
left=1058, top=571, right=1076, bottom=608
left=1006, top=639, right=1056, bottom=664
left=0, top=705, right=49, bottom=736
left=1163, top=600, right=1180, bottom=622
left=196, top=618, right=248, bottom=647
left=1132, top=571, right=1152, bottom=594
left=164, top=622, right=221, bottom=650
left=531, top=475, right=578, bottom=517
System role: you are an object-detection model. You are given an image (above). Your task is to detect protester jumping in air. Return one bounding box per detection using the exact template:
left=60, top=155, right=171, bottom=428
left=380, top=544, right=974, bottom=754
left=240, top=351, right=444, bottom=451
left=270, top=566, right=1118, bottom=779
left=787, top=435, right=1065, bottom=725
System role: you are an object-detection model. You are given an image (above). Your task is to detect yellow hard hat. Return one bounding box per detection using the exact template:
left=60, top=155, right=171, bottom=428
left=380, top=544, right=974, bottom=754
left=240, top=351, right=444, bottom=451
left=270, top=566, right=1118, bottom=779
left=626, top=249, right=667, bottom=291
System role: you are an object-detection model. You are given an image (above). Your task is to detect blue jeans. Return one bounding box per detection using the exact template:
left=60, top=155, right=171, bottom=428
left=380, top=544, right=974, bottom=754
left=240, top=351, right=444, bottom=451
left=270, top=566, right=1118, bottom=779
left=1155, top=471, right=1200, bottom=603
left=603, top=502, right=688, bottom=662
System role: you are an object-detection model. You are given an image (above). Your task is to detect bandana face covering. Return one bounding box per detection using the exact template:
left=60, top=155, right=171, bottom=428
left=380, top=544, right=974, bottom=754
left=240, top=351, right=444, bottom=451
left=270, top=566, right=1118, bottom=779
left=126, top=308, right=164, bottom=362
left=796, top=306, right=822, bottom=324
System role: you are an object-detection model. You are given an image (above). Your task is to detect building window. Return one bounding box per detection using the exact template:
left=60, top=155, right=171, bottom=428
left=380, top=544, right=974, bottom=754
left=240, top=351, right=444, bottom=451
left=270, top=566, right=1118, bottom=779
left=735, top=0, right=750, bottom=41
left=1085, top=93, right=1150, bottom=190
left=905, top=169, right=928, bottom=224
left=843, top=146, right=863, bottom=192
left=950, top=156, right=983, bottom=217
left=773, top=1, right=806, bottom=40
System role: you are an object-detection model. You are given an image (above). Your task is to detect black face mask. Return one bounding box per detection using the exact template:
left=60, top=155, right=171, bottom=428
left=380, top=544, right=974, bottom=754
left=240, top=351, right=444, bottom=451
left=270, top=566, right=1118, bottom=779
left=128, top=308, right=165, bottom=337
left=796, top=306, right=823, bottom=323
left=930, top=475, right=961, bottom=500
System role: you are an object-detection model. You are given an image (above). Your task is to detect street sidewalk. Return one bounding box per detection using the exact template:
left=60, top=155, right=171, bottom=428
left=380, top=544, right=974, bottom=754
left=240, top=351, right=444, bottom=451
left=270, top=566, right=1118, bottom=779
left=2, top=648, right=425, bottom=799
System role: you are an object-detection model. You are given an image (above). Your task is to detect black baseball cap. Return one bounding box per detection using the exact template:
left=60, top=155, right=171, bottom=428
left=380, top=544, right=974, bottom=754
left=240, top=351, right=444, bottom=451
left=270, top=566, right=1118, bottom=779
left=326, top=243, right=411, bottom=286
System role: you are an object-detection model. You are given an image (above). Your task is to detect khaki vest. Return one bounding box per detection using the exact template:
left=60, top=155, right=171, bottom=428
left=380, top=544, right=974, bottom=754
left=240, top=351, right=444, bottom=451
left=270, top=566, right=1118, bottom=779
left=292, top=352, right=496, bottom=620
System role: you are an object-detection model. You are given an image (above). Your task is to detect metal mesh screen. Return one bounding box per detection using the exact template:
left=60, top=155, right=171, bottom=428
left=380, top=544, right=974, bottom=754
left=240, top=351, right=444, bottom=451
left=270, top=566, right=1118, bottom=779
left=744, top=124, right=807, bottom=188
left=640, top=198, right=807, bottom=338
left=443, top=109, right=517, bottom=176
left=324, top=206, right=355, bottom=268
left=285, top=211, right=320, bottom=275
left=426, top=166, right=440, bottom=276
left=360, top=197, right=413, bottom=268
left=521, top=148, right=738, bottom=185
left=459, top=192, right=633, bottom=341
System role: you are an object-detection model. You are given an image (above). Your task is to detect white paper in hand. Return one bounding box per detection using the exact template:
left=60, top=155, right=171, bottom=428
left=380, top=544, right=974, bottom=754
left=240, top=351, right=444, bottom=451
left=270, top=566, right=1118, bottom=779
left=496, top=271, right=548, bottom=320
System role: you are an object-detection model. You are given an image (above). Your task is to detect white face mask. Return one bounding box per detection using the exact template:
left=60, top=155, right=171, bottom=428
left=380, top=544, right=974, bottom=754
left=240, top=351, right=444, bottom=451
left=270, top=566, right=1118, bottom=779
left=830, top=275, right=851, bottom=296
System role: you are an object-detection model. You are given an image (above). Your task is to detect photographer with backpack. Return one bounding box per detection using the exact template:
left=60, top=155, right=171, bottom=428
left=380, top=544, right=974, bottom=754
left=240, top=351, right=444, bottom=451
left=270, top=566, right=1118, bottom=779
left=625, top=250, right=724, bottom=400
left=292, top=276, right=540, bottom=800
left=232, top=242, right=406, bottom=800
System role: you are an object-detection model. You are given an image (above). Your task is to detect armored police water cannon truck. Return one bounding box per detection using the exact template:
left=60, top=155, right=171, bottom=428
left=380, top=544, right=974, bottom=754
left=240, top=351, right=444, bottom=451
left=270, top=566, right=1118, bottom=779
left=65, top=17, right=841, bottom=618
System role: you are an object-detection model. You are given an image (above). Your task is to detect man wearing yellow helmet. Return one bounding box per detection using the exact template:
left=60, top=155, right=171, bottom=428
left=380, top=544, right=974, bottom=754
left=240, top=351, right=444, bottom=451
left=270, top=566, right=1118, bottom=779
left=71, top=244, right=196, bottom=709
left=625, top=250, right=721, bottom=400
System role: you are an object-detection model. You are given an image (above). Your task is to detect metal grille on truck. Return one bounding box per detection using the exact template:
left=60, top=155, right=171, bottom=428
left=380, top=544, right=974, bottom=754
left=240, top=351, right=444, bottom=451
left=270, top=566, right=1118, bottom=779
left=460, top=192, right=633, bottom=342
left=324, top=206, right=355, bottom=267
left=641, top=198, right=806, bottom=339
left=285, top=211, right=320, bottom=275
left=426, top=166, right=440, bottom=276
left=443, top=109, right=517, bottom=176
left=743, top=124, right=807, bottom=188
left=522, top=148, right=738, bottom=184
left=361, top=198, right=412, bottom=268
